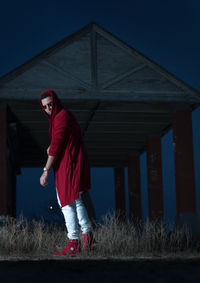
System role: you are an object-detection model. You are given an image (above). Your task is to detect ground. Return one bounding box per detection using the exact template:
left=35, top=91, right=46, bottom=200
left=0, top=256, right=200, bottom=282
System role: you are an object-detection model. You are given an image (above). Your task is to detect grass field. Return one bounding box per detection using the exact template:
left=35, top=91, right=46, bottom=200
left=0, top=213, right=199, bottom=259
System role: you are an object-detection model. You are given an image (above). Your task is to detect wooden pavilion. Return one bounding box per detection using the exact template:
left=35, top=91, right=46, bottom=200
left=0, top=23, right=200, bottom=230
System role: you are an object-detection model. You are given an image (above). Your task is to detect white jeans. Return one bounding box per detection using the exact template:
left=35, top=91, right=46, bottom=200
left=57, top=192, right=92, bottom=240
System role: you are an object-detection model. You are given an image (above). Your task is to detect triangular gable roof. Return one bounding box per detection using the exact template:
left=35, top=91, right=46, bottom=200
left=0, top=22, right=200, bottom=103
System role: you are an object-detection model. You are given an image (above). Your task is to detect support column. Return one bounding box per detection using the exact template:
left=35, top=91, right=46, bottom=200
left=0, top=104, right=8, bottom=215
left=0, top=104, right=17, bottom=217
left=147, top=136, right=164, bottom=220
left=114, top=167, right=126, bottom=221
left=128, top=155, right=142, bottom=222
left=173, top=110, right=199, bottom=235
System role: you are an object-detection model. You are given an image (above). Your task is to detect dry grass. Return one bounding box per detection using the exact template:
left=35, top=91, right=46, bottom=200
left=92, top=214, right=196, bottom=257
left=0, top=213, right=199, bottom=259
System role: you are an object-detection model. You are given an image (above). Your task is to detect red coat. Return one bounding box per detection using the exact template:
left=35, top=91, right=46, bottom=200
left=40, top=89, right=91, bottom=207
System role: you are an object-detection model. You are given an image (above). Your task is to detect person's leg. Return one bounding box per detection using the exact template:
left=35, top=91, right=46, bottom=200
left=53, top=191, right=80, bottom=255
left=56, top=191, right=80, bottom=239
left=75, top=193, right=96, bottom=252
left=61, top=201, right=80, bottom=239
left=75, top=193, right=92, bottom=234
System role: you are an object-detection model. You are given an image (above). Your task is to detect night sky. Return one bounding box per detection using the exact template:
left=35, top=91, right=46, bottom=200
left=1, top=0, right=200, bottom=223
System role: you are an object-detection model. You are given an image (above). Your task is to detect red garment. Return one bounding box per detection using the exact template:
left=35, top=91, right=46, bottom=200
left=40, top=89, right=91, bottom=207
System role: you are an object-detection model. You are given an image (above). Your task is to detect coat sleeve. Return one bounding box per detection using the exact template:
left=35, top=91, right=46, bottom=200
left=49, top=112, right=68, bottom=156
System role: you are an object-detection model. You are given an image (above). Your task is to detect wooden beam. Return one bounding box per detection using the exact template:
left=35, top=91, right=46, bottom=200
left=86, top=124, right=167, bottom=134
left=100, top=90, right=186, bottom=95
left=6, top=99, right=191, bottom=113
left=20, top=160, right=128, bottom=168
left=82, top=101, right=100, bottom=137
left=97, top=101, right=191, bottom=112
left=101, top=64, right=146, bottom=89
left=85, top=121, right=170, bottom=125
left=21, top=151, right=139, bottom=159
left=42, top=61, right=91, bottom=90
left=84, top=135, right=146, bottom=141
left=92, top=111, right=172, bottom=120
left=85, top=141, right=144, bottom=146
left=3, top=88, right=197, bottom=102
left=90, top=30, right=98, bottom=88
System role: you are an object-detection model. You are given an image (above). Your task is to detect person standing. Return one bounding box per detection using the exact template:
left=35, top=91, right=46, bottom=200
left=39, top=89, right=96, bottom=255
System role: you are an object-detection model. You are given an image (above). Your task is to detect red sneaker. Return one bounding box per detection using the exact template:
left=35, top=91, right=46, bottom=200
left=53, top=239, right=81, bottom=255
left=82, top=231, right=97, bottom=252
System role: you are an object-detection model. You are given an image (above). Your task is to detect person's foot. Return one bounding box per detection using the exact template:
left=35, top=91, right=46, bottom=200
left=53, top=239, right=81, bottom=255
left=82, top=231, right=97, bottom=252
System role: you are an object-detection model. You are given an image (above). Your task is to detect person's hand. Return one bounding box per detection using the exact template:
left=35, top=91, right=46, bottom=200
left=47, top=146, right=50, bottom=155
left=40, top=171, right=49, bottom=186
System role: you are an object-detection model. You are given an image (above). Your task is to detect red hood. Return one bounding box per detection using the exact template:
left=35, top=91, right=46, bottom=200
left=40, top=89, right=63, bottom=136
left=40, top=89, right=63, bottom=121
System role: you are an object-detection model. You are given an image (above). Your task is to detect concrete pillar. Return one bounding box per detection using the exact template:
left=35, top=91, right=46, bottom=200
left=147, top=136, right=164, bottom=220
left=0, top=104, right=7, bottom=215
left=128, top=155, right=142, bottom=222
left=114, top=167, right=126, bottom=221
left=173, top=110, right=199, bottom=235
left=0, top=104, right=16, bottom=217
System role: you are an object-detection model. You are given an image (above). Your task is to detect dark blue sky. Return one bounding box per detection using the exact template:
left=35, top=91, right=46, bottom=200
left=1, top=0, right=200, bottom=90
left=1, top=0, right=200, bottom=223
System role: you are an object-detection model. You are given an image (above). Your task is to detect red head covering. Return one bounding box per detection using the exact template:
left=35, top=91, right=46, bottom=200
left=40, top=89, right=63, bottom=136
